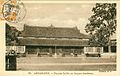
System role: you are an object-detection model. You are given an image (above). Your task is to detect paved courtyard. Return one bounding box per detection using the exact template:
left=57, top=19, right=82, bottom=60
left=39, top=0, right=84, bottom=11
left=17, top=56, right=116, bottom=71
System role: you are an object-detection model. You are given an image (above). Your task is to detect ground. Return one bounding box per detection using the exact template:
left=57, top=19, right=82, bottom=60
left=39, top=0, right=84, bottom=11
left=17, top=56, right=116, bottom=71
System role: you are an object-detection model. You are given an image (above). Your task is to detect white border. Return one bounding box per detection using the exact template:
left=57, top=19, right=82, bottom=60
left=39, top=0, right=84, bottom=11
left=0, top=0, right=120, bottom=76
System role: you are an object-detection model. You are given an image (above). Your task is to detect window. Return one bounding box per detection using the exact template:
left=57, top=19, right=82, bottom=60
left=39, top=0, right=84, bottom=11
left=96, top=47, right=101, bottom=53
left=103, top=46, right=108, bottom=53
left=111, top=46, right=116, bottom=53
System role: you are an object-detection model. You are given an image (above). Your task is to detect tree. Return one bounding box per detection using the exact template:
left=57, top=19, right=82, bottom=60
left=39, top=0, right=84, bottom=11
left=6, top=23, right=21, bottom=46
left=85, top=3, right=116, bottom=46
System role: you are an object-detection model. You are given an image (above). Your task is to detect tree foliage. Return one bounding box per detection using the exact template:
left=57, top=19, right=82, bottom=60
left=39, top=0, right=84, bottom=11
left=85, top=3, right=116, bottom=46
left=6, top=23, right=21, bottom=46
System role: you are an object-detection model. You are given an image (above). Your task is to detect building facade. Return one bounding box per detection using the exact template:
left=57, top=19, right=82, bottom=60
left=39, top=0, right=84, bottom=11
left=16, top=25, right=116, bottom=57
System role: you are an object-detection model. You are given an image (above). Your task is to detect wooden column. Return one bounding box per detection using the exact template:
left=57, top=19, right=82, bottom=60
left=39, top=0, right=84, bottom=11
left=108, top=46, right=111, bottom=53
left=54, top=46, right=57, bottom=57
left=108, top=36, right=111, bottom=53
left=36, top=48, right=39, bottom=56
left=101, top=47, right=103, bottom=53
left=24, top=46, right=28, bottom=56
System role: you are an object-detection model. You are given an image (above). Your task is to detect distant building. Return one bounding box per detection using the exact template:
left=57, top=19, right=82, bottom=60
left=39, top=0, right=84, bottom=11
left=8, top=24, right=116, bottom=57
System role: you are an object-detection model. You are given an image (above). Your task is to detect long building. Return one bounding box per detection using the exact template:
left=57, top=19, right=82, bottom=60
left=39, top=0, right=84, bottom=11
left=16, top=24, right=116, bottom=57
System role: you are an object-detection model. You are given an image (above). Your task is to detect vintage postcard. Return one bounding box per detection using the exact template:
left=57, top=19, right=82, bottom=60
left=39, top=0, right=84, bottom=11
left=0, top=0, right=120, bottom=76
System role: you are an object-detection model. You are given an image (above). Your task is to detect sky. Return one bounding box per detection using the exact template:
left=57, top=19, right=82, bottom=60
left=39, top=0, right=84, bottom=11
left=9, top=3, right=95, bottom=34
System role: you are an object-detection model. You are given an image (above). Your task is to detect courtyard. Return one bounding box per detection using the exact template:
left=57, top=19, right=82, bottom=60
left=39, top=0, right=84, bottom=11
left=17, top=56, right=116, bottom=71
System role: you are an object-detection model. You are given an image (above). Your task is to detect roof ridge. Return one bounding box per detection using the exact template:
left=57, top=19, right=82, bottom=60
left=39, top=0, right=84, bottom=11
left=24, top=24, right=79, bottom=30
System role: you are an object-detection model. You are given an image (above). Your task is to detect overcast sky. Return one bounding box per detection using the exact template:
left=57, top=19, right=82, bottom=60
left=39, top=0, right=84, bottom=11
left=10, top=3, right=95, bottom=34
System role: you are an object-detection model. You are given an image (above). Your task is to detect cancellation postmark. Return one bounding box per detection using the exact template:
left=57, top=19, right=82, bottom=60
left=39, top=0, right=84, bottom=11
left=1, top=0, right=26, bottom=23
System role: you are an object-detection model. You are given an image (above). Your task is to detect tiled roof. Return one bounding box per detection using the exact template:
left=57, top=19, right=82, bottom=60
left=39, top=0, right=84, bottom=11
left=19, top=38, right=89, bottom=46
left=20, top=25, right=89, bottom=39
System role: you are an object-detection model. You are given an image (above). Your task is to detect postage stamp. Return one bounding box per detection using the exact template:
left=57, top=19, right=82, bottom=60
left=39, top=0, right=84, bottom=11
left=1, top=0, right=26, bottom=23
